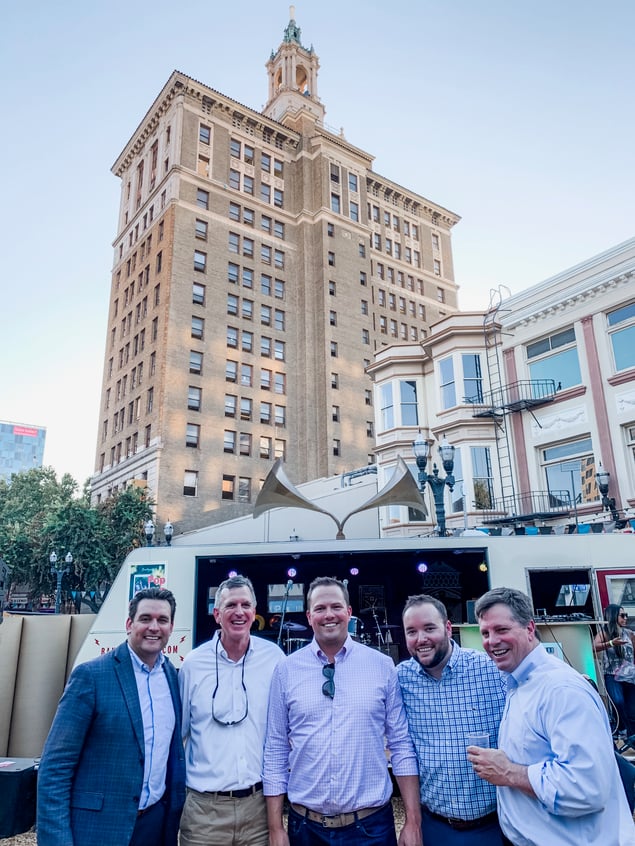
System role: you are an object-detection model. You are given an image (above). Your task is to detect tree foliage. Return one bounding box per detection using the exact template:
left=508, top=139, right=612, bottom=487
left=0, top=467, right=154, bottom=612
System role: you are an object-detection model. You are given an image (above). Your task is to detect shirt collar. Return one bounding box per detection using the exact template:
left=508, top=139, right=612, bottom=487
left=213, top=630, right=252, bottom=661
left=311, top=635, right=353, bottom=664
left=506, top=643, right=544, bottom=689
left=127, top=643, right=165, bottom=673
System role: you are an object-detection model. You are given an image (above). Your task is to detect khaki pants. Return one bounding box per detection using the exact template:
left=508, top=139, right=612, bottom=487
left=180, top=787, right=269, bottom=846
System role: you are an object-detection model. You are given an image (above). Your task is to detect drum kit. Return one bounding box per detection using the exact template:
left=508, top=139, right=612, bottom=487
left=359, top=605, right=399, bottom=647
left=280, top=621, right=310, bottom=654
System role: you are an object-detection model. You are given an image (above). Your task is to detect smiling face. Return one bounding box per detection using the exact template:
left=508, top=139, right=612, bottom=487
left=214, top=586, right=256, bottom=649
left=403, top=602, right=453, bottom=678
left=478, top=602, right=537, bottom=673
left=126, top=598, right=174, bottom=668
left=306, top=584, right=351, bottom=657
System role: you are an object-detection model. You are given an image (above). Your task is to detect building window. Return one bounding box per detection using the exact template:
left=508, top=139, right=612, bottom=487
left=542, top=437, right=597, bottom=508
left=274, top=372, right=286, bottom=394
left=274, top=279, right=285, bottom=299
left=273, top=189, right=284, bottom=208
left=196, top=189, right=209, bottom=209
left=261, top=368, right=272, bottom=390
left=241, top=330, right=253, bottom=353
left=275, top=439, right=286, bottom=459
left=349, top=173, right=358, bottom=192
left=329, top=310, right=337, bottom=327
left=230, top=138, right=241, bottom=158
left=274, top=159, right=283, bottom=178
left=238, top=477, right=251, bottom=502
left=380, top=383, right=394, bottom=430
left=195, top=219, right=208, bottom=239
left=229, top=202, right=241, bottom=221
left=243, top=175, right=254, bottom=195
left=261, top=214, right=272, bottom=233
left=471, top=446, right=494, bottom=509
left=327, top=222, right=334, bottom=237
left=328, top=252, right=335, bottom=267
left=432, top=232, right=440, bottom=249
left=224, top=430, right=236, bottom=453
left=229, top=232, right=240, bottom=253
left=274, top=309, right=285, bottom=330
left=242, top=299, right=253, bottom=320
left=527, top=327, right=581, bottom=390
left=400, top=380, right=419, bottom=425
left=227, top=326, right=238, bottom=348
left=261, top=183, right=271, bottom=204
left=188, top=386, right=202, bottom=411
left=227, top=294, right=239, bottom=315
left=434, top=259, right=441, bottom=277
left=359, top=242, right=366, bottom=258
left=331, top=194, right=341, bottom=214
left=274, top=220, right=285, bottom=239
left=362, top=329, right=370, bottom=344
left=240, top=363, right=253, bottom=387
left=608, top=302, right=635, bottom=371
left=261, top=275, right=272, bottom=296
left=360, top=271, right=367, bottom=287
left=239, top=432, right=252, bottom=456
left=183, top=470, right=198, bottom=497
left=146, top=387, right=154, bottom=414
left=221, top=475, right=235, bottom=500
left=242, top=268, right=253, bottom=288
left=332, top=405, right=340, bottom=422
left=225, top=360, right=237, bottom=382
left=261, top=336, right=272, bottom=357
left=260, top=436, right=272, bottom=459
left=331, top=372, right=339, bottom=389
left=225, top=394, right=236, bottom=417
left=333, top=438, right=340, bottom=457
left=260, top=401, right=272, bottom=424
left=439, top=357, right=456, bottom=408
left=329, top=281, right=336, bottom=296
left=186, top=423, right=200, bottom=448
left=365, top=389, right=372, bottom=406
left=243, top=238, right=254, bottom=258
left=229, top=169, right=240, bottom=190
left=190, top=350, right=203, bottom=374
left=275, top=405, right=286, bottom=426
left=330, top=341, right=338, bottom=357
left=463, top=354, right=483, bottom=403
left=261, top=152, right=271, bottom=172
left=274, top=250, right=285, bottom=269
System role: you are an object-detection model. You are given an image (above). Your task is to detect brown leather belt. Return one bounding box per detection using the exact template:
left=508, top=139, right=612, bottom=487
left=291, top=801, right=388, bottom=829
left=424, top=806, right=498, bottom=831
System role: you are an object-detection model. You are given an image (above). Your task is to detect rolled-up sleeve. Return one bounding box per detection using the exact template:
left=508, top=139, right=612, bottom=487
left=263, top=662, right=290, bottom=796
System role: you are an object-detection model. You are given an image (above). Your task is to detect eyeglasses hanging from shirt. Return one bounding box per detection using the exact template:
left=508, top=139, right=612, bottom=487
left=212, top=637, right=249, bottom=726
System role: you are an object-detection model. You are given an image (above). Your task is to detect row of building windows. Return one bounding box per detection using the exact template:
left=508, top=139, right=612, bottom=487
left=228, top=263, right=286, bottom=298
left=227, top=294, right=285, bottom=328
left=368, top=204, right=421, bottom=240
left=370, top=232, right=422, bottom=268
left=98, top=424, right=152, bottom=472
left=229, top=171, right=284, bottom=207
left=225, top=326, right=286, bottom=359
left=227, top=204, right=286, bottom=239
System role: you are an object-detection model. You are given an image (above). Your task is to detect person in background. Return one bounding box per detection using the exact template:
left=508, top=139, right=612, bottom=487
left=264, top=576, right=422, bottom=846
left=398, top=594, right=507, bottom=845
left=37, top=588, right=185, bottom=846
left=179, top=575, right=284, bottom=846
left=593, top=603, right=635, bottom=737
left=470, top=587, right=635, bottom=846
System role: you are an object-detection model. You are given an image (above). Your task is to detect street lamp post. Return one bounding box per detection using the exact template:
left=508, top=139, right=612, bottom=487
left=144, top=520, right=155, bottom=547
left=413, top=432, right=456, bottom=536
left=596, top=464, right=620, bottom=522
left=163, top=521, right=174, bottom=546
left=50, top=551, right=73, bottom=614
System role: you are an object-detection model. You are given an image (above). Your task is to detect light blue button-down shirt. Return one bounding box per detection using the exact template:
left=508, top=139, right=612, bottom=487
left=498, top=644, right=635, bottom=846
left=264, top=636, right=417, bottom=814
left=128, top=647, right=175, bottom=810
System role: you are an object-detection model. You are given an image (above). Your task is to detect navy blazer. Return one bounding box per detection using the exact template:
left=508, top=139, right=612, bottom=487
left=37, top=641, right=185, bottom=846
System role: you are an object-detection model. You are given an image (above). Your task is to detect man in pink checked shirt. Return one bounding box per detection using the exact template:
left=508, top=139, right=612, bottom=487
left=263, top=576, right=422, bottom=846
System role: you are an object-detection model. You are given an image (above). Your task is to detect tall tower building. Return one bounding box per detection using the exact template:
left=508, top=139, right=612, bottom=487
left=91, top=12, right=460, bottom=533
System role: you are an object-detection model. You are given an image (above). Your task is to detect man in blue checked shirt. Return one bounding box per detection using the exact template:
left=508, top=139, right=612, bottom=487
left=397, top=594, right=507, bottom=845
left=264, top=576, right=422, bottom=846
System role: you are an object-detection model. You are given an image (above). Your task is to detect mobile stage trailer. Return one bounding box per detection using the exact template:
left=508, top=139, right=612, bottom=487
left=73, top=533, right=635, bottom=681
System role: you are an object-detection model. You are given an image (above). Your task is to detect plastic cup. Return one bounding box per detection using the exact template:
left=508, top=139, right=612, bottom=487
left=466, top=732, right=490, bottom=748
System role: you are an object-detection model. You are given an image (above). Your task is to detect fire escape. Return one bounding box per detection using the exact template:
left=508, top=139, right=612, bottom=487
left=466, top=288, right=571, bottom=526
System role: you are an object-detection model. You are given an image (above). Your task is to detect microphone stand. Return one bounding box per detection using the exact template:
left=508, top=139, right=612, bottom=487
left=277, top=580, right=293, bottom=649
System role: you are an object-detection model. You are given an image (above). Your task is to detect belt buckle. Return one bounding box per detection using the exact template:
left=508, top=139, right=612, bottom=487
left=321, top=813, right=336, bottom=828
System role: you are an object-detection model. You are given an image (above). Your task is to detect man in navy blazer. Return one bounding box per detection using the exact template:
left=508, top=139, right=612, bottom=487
left=37, top=587, right=185, bottom=846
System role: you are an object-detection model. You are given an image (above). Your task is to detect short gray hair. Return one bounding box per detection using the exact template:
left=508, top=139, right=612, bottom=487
left=214, top=575, right=256, bottom=608
left=474, top=587, right=534, bottom=626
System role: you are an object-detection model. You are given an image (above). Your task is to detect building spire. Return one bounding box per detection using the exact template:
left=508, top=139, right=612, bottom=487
left=283, top=5, right=303, bottom=46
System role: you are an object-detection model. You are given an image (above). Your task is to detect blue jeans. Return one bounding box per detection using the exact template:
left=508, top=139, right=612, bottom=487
left=420, top=807, right=506, bottom=846
left=288, top=802, right=397, bottom=846
left=605, top=673, right=635, bottom=735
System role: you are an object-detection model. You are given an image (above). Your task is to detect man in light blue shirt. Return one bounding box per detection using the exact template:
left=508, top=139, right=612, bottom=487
left=264, top=576, right=422, bottom=846
left=470, top=587, right=635, bottom=846
left=398, top=594, right=507, bottom=844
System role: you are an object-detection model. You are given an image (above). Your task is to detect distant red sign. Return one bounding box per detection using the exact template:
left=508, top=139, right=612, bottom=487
left=13, top=426, right=38, bottom=437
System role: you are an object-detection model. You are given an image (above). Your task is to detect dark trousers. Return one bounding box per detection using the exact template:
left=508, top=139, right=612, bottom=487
left=288, top=802, right=397, bottom=846
left=129, top=800, right=166, bottom=846
left=605, top=673, right=635, bottom=735
left=420, top=806, right=506, bottom=846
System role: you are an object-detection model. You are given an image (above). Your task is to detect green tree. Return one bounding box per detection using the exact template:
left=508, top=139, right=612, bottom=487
left=0, top=468, right=154, bottom=612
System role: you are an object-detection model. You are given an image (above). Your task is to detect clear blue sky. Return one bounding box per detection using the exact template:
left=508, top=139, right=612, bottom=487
left=1, top=0, right=633, bottom=486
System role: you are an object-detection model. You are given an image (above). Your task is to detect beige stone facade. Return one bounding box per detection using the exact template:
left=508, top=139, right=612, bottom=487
left=90, top=14, right=460, bottom=534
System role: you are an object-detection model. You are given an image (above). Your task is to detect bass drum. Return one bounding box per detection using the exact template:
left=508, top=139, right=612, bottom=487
left=347, top=616, right=363, bottom=640
left=286, top=638, right=310, bottom=654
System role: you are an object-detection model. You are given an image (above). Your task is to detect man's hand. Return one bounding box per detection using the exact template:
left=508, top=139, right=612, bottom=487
left=467, top=746, right=535, bottom=796
left=398, top=816, right=423, bottom=846
left=268, top=831, right=290, bottom=846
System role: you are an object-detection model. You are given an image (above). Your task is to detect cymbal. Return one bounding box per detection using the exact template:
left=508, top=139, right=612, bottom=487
left=360, top=606, right=385, bottom=615
left=282, top=622, right=307, bottom=631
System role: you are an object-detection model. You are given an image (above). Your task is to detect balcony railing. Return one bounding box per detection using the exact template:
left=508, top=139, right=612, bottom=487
left=467, top=379, right=557, bottom=417
left=477, top=489, right=571, bottom=525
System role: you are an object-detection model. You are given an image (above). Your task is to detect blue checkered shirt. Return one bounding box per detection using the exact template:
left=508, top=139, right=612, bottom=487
left=397, top=641, right=506, bottom=820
